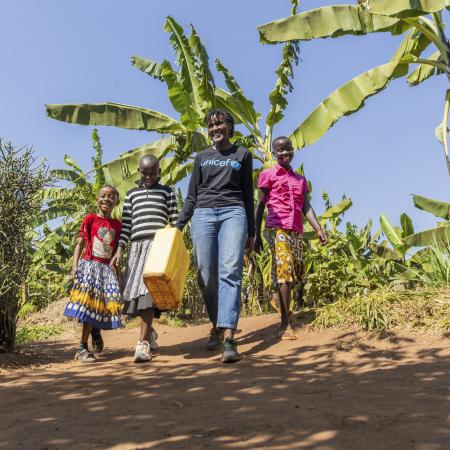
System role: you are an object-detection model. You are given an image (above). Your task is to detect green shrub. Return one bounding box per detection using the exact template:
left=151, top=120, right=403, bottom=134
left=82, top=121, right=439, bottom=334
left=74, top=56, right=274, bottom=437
left=16, top=324, right=64, bottom=344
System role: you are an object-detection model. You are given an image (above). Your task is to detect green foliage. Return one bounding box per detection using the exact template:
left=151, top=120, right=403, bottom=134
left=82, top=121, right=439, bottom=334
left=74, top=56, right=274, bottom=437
left=406, top=241, right=450, bottom=287
left=312, top=288, right=449, bottom=332
left=303, top=215, right=395, bottom=304
left=17, top=302, right=38, bottom=319
left=0, top=141, right=50, bottom=350
left=16, top=324, right=64, bottom=344
left=405, top=194, right=450, bottom=246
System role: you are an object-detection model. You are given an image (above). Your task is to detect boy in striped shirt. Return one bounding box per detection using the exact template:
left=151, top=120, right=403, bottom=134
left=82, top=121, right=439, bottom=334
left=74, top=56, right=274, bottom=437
left=110, top=155, right=178, bottom=362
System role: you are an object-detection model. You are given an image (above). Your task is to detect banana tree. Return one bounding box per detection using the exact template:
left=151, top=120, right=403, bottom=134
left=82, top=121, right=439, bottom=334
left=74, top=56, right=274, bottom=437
left=46, top=16, right=219, bottom=197
left=404, top=194, right=450, bottom=245
left=257, top=1, right=450, bottom=173
left=46, top=3, right=307, bottom=192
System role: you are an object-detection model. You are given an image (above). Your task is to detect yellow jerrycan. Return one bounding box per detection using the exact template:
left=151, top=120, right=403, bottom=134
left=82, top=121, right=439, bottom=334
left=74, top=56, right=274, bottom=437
left=142, top=226, right=190, bottom=310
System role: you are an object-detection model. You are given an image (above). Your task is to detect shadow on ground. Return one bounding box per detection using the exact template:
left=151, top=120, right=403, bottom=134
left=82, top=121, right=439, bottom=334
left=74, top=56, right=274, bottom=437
left=0, top=323, right=449, bottom=450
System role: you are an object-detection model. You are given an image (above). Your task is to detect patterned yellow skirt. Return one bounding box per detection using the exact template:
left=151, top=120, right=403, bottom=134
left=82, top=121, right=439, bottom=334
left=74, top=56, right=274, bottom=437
left=265, top=228, right=303, bottom=286
left=64, top=259, right=122, bottom=329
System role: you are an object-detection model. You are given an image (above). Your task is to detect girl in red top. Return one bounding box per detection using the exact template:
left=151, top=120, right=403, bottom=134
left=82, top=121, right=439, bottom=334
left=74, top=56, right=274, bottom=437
left=64, top=185, right=122, bottom=362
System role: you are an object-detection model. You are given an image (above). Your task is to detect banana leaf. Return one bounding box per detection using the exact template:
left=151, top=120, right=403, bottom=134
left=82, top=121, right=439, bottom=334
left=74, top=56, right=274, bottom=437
left=391, top=29, right=431, bottom=59
left=51, top=169, right=87, bottom=186
left=41, top=188, right=73, bottom=201
left=412, top=193, right=450, bottom=219
left=435, top=89, right=450, bottom=174
left=257, top=5, right=410, bottom=44
left=320, top=198, right=353, bottom=220
left=407, top=51, right=443, bottom=85
left=380, top=214, right=406, bottom=250
left=46, top=102, right=183, bottom=134
left=189, top=25, right=215, bottom=108
left=160, top=60, right=201, bottom=129
left=400, top=212, right=415, bottom=238
left=215, top=60, right=262, bottom=139
left=288, top=60, right=409, bottom=148
left=63, top=154, right=84, bottom=174
left=404, top=224, right=450, bottom=246
left=369, top=241, right=404, bottom=260
left=32, top=219, right=81, bottom=263
left=131, top=56, right=164, bottom=81
left=160, top=159, right=193, bottom=186
left=288, top=27, right=429, bottom=149
left=265, top=41, right=300, bottom=130
left=366, top=0, right=450, bottom=18
left=164, top=16, right=204, bottom=116
left=409, top=246, right=432, bottom=262
left=103, top=138, right=177, bottom=187
left=33, top=205, right=78, bottom=228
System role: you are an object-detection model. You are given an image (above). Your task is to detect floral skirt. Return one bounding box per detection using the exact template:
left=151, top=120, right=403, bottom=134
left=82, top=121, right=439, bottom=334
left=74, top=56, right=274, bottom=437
left=265, top=228, right=303, bottom=286
left=64, top=259, right=122, bottom=329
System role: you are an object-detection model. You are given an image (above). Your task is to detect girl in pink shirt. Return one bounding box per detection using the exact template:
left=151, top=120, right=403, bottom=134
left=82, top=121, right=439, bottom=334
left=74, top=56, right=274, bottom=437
left=255, top=137, right=327, bottom=339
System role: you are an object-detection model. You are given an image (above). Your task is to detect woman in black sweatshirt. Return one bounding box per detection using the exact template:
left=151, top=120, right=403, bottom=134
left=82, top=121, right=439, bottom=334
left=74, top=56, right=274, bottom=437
left=177, top=110, right=255, bottom=363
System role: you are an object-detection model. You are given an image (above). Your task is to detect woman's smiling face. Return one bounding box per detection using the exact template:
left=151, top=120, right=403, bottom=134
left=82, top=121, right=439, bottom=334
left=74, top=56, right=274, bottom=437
left=208, top=114, right=232, bottom=147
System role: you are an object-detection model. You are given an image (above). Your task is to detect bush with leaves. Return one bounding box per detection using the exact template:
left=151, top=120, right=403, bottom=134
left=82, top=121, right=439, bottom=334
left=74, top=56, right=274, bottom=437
left=0, top=141, right=49, bottom=350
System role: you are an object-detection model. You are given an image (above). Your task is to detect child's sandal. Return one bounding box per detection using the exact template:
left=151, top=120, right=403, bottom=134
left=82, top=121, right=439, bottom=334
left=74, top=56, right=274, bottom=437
left=278, top=329, right=297, bottom=340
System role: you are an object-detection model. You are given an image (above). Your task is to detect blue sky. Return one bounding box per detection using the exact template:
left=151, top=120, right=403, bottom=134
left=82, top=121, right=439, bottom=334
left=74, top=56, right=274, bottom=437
left=1, top=1, right=449, bottom=234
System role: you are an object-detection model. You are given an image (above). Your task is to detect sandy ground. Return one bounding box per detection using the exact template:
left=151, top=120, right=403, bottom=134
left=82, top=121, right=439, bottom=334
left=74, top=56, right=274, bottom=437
left=0, top=314, right=449, bottom=450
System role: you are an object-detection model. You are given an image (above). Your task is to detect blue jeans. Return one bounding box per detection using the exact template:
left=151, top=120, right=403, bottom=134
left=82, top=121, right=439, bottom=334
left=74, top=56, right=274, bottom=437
left=191, top=206, right=248, bottom=330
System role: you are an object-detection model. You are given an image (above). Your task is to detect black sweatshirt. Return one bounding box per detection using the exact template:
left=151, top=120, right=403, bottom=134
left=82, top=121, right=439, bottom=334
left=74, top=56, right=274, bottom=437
left=177, top=145, right=255, bottom=237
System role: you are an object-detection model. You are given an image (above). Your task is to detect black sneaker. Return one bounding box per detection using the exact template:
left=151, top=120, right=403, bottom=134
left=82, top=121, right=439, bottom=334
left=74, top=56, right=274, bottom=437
left=91, top=328, right=104, bottom=354
left=220, top=337, right=241, bottom=363
left=206, top=327, right=223, bottom=351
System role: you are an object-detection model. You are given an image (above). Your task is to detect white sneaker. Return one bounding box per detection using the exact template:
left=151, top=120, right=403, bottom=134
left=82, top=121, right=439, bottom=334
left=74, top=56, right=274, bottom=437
left=133, top=340, right=151, bottom=363
left=149, top=328, right=158, bottom=351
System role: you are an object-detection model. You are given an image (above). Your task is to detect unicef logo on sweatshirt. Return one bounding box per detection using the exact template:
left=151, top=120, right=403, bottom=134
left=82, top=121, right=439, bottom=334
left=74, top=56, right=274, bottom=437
left=230, top=160, right=242, bottom=170
left=201, top=159, right=242, bottom=171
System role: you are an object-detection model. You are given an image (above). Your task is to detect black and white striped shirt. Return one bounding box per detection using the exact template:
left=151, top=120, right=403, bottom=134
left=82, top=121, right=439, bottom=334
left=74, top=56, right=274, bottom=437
left=118, top=182, right=178, bottom=247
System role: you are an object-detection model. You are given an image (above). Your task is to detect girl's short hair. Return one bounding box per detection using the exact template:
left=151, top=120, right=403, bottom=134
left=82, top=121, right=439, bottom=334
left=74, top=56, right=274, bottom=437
left=99, top=185, right=120, bottom=202
left=205, top=109, right=235, bottom=137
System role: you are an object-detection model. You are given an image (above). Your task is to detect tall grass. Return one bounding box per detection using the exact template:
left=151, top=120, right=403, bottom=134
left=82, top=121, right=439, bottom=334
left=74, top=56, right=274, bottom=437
left=312, top=289, right=449, bottom=332
left=408, top=241, right=450, bottom=288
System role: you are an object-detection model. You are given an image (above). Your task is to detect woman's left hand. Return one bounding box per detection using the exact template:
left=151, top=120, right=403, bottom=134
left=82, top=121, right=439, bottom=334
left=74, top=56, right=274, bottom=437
left=246, top=236, right=255, bottom=253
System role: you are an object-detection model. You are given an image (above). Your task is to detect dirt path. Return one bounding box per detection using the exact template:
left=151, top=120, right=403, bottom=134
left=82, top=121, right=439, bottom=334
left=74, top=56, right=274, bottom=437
left=0, top=314, right=449, bottom=450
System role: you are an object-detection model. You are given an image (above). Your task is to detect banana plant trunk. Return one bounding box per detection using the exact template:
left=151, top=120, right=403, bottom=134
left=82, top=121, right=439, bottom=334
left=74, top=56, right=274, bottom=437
left=0, top=290, right=19, bottom=351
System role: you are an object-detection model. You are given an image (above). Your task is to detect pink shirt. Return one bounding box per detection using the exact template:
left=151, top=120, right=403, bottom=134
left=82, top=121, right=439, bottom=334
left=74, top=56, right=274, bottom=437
left=258, top=164, right=309, bottom=233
